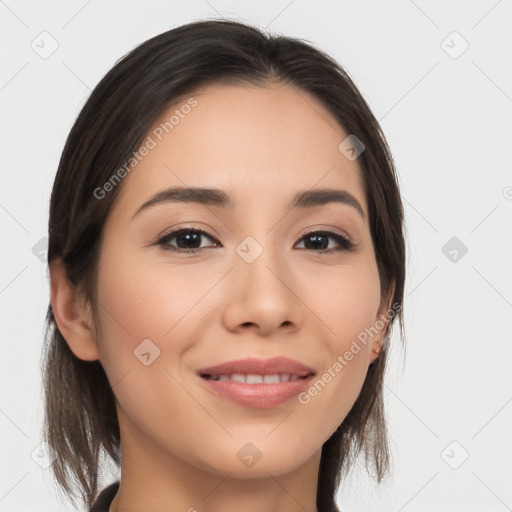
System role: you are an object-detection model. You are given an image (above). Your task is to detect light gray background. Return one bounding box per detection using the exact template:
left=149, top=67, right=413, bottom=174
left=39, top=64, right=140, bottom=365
left=1, top=1, right=511, bottom=511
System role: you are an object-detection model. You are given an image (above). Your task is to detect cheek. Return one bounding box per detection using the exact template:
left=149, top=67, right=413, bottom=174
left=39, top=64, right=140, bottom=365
left=306, top=256, right=382, bottom=344
left=295, top=259, right=381, bottom=426
left=92, top=247, right=224, bottom=394
left=92, top=249, right=171, bottom=380
left=94, top=248, right=213, bottom=347
left=91, top=251, right=207, bottom=450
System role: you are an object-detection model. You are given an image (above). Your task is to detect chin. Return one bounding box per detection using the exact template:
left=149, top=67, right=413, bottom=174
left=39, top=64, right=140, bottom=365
left=195, top=442, right=316, bottom=479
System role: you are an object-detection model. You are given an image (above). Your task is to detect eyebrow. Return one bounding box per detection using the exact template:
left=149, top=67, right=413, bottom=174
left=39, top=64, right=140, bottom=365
left=132, top=186, right=366, bottom=220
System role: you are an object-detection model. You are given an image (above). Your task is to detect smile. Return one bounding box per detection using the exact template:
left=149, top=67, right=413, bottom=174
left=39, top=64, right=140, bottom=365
left=201, top=373, right=309, bottom=383
left=198, top=372, right=315, bottom=408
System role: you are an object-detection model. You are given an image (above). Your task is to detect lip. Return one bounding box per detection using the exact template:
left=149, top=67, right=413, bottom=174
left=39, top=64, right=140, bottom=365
left=196, top=357, right=316, bottom=409
left=196, top=356, right=316, bottom=378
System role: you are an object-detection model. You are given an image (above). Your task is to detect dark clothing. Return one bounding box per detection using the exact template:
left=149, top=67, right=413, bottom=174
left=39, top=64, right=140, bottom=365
left=89, top=481, right=119, bottom=511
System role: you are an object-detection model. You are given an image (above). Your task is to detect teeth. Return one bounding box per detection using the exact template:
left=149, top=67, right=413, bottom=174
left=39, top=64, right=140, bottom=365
left=246, top=374, right=263, bottom=384
left=206, top=373, right=307, bottom=383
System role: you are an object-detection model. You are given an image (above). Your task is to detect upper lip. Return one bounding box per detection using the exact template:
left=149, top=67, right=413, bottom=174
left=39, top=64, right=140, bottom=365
left=197, top=357, right=316, bottom=377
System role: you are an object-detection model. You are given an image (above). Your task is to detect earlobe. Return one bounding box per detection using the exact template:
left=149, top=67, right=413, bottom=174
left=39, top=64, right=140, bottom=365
left=369, top=324, right=386, bottom=365
left=369, top=342, right=382, bottom=365
left=369, top=284, right=396, bottom=365
left=50, top=258, right=101, bottom=361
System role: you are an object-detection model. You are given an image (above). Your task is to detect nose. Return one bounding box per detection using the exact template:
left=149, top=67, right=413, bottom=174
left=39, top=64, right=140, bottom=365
left=221, top=242, right=303, bottom=337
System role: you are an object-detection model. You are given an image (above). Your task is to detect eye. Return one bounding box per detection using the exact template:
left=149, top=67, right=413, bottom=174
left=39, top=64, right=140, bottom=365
left=155, top=227, right=355, bottom=254
left=156, top=228, right=220, bottom=253
left=295, top=230, right=354, bottom=252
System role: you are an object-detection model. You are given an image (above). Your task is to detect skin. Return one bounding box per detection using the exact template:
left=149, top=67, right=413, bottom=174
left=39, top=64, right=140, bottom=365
left=51, top=82, right=394, bottom=512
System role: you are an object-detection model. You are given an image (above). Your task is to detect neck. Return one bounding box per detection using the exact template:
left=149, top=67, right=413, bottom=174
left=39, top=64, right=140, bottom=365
left=109, top=415, right=321, bottom=512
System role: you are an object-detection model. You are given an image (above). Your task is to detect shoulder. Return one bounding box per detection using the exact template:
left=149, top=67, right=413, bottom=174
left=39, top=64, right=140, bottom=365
left=89, top=481, right=120, bottom=512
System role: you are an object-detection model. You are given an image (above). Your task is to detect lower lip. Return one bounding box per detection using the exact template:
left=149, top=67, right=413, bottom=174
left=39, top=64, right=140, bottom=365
left=198, top=375, right=314, bottom=408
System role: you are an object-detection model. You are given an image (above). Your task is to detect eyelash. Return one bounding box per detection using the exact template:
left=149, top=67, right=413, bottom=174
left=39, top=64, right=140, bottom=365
left=155, top=226, right=355, bottom=254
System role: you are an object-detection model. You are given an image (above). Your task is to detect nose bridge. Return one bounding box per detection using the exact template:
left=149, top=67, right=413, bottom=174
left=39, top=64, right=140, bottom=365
left=221, top=231, right=301, bottom=334
left=241, top=233, right=284, bottom=285
left=235, top=232, right=289, bottom=296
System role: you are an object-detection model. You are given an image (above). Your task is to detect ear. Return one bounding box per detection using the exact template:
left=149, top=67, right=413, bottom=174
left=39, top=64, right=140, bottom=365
left=50, top=258, right=101, bottom=361
left=369, top=283, right=397, bottom=365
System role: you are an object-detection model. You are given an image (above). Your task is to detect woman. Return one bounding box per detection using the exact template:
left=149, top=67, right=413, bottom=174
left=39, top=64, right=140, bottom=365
left=42, top=18, right=405, bottom=512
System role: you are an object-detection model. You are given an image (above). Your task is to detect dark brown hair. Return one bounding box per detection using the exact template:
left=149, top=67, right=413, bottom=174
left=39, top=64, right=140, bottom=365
left=42, top=18, right=406, bottom=512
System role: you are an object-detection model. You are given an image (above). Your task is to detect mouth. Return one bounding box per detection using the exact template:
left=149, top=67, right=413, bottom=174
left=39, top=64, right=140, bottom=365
left=196, top=357, right=316, bottom=408
left=196, top=356, right=316, bottom=379
left=200, top=373, right=313, bottom=383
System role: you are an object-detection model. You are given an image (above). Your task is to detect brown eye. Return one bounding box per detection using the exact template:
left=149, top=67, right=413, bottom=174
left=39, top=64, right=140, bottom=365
left=295, top=231, right=354, bottom=252
left=157, top=228, right=220, bottom=252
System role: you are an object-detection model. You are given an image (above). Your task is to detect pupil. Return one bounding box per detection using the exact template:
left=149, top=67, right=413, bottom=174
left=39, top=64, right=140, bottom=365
left=306, top=234, right=327, bottom=250
left=178, top=231, right=201, bottom=249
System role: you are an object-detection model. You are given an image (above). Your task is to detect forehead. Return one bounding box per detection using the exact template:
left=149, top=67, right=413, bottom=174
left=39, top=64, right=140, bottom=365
left=112, top=82, right=367, bottom=218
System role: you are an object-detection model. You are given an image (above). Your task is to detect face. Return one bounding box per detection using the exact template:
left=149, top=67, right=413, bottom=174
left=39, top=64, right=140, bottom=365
left=91, top=82, right=388, bottom=480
